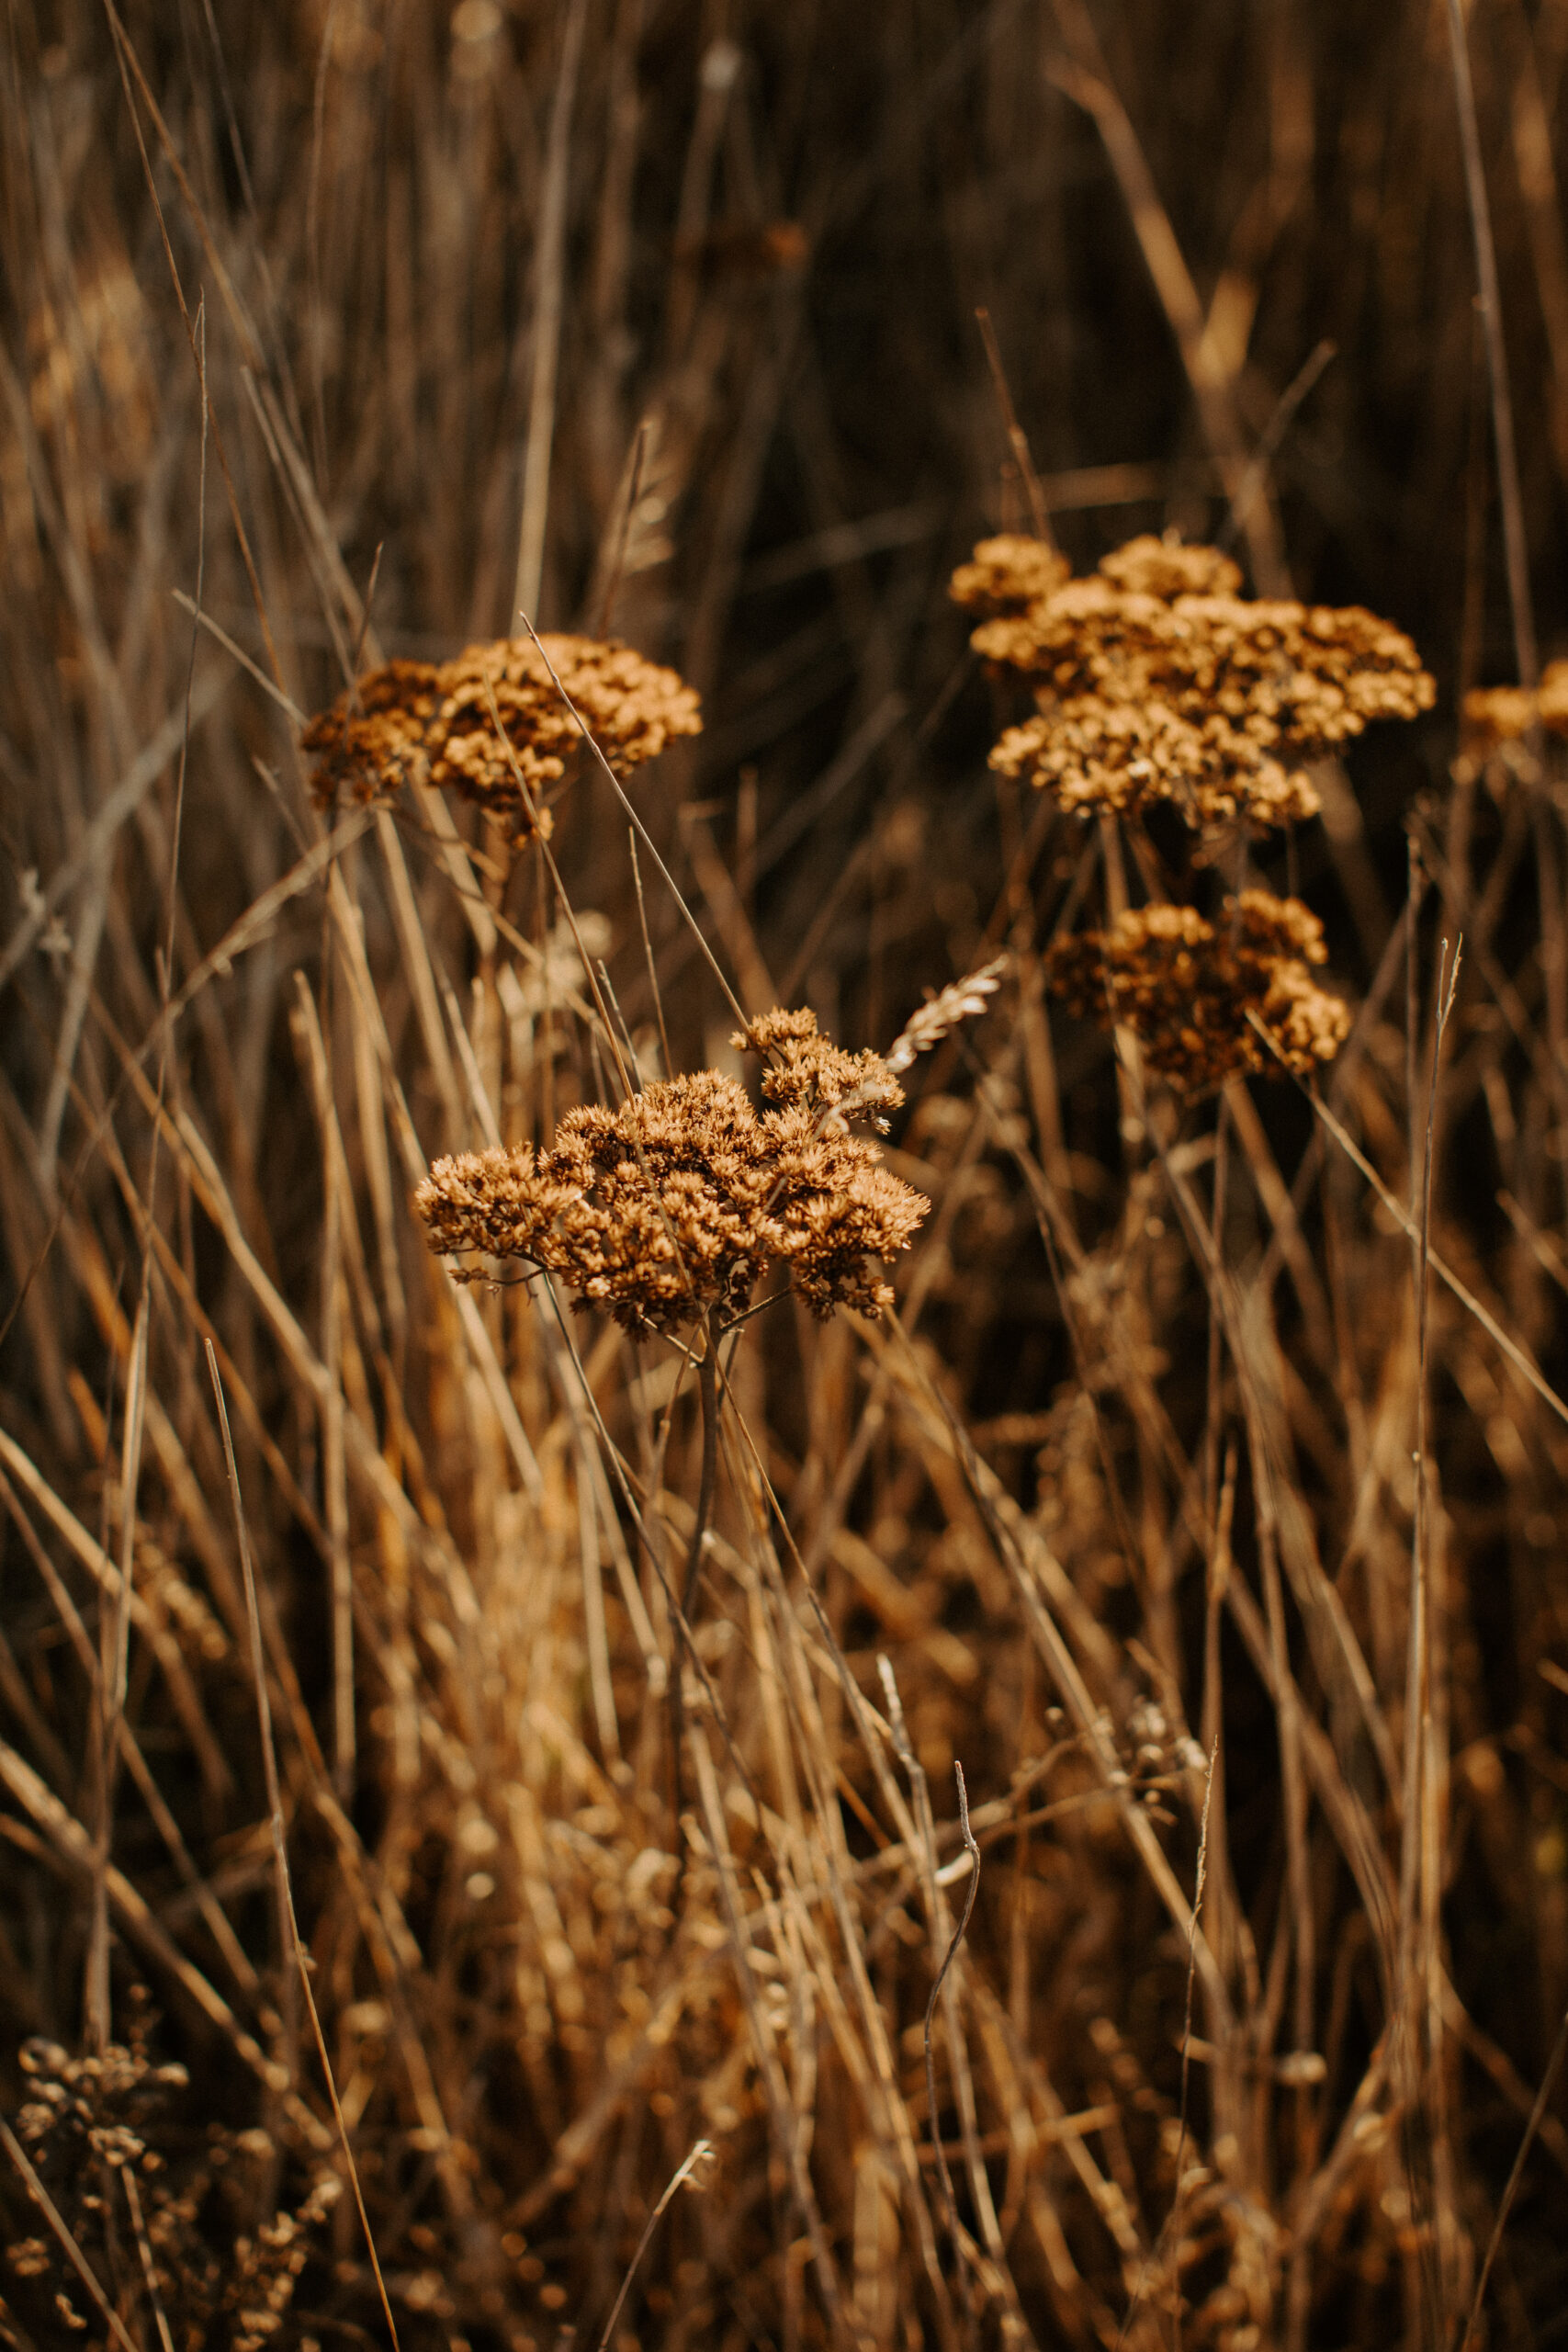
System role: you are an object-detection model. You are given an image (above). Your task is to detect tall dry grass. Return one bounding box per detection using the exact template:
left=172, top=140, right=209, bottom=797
left=3, top=4, right=1568, bottom=2348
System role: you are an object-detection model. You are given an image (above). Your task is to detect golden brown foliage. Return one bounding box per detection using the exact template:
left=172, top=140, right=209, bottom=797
left=415, top=1012, right=927, bottom=1334
left=1043, top=889, right=1350, bottom=1091
left=961, top=533, right=1434, bottom=829
left=301, top=635, right=701, bottom=831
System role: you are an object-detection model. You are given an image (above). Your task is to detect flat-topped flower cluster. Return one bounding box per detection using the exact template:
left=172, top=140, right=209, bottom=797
left=1043, top=889, right=1350, bottom=1092
left=1461, top=658, right=1568, bottom=753
left=953, top=531, right=1434, bottom=830
left=302, top=633, right=702, bottom=834
left=415, top=1010, right=928, bottom=1337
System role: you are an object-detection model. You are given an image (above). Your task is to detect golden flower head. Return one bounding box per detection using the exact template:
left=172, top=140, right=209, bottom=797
left=1461, top=657, right=1568, bottom=754
left=414, top=1011, right=927, bottom=1337
left=948, top=533, right=1072, bottom=617
left=989, top=695, right=1320, bottom=827
left=299, top=660, right=444, bottom=804
left=301, top=635, right=701, bottom=834
left=1096, top=533, right=1243, bottom=600
left=1043, top=888, right=1350, bottom=1093
left=955, top=531, right=1434, bottom=832
left=427, top=635, right=702, bottom=821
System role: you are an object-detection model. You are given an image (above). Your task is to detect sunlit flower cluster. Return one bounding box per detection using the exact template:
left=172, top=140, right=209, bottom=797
left=954, top=531, right=1434, bottom=831
left=416, top=1011, right=928, bottom=1336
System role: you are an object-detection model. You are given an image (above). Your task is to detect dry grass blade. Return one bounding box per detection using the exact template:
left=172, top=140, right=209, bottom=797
left=205, top=1342, right=403, bottom=2352
left=1445, top=0, right=1539, bottom=688
left=920, top=1755, right=981, bottom=2262
left=592, top=2136, right=715, bottom=2352
left=1255, top=1012, right=1568, bottom=1428
left=513, top=0, right=590, bottom=628
left=1460, top=2002, right=1568, bottom=2352
left=515, top=614, right=751, bottom=1028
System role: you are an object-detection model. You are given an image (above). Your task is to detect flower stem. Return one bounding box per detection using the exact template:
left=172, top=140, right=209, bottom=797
left=669, top=1316, right=719, bottom=1883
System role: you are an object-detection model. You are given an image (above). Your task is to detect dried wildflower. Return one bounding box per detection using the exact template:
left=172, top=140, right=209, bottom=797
left=299, top=659, right=444, bottom=804
left=302, top=635, right=701, bottom=832
left=948, top=533, right=1070, bottom=616
left=3, top=1999, right=338, bottom=2352
left=427, top=634, right=702, bottom=821
left=415, top=1010, right=928, bottom=1335
left=1043, top=890, right=1349, bottom=1091
left=1096, top=533, right=1243, bottom=601
left=954, top=530, right=1434, bottom=831
left=990, top=695, right=1320, bottom=826
left=1461, top=657, right=1568, bottom=752
left=737, top=1004, right=903, bottom=1123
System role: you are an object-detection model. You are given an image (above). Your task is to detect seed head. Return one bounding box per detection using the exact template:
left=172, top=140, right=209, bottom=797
left=1461, top=657, right=1568, bottom=752
left=301, top=634, right=701, bottom=834
left=1043, top=889, right=1350, bottom=1093
left=955, top=532, right=1434, bottom=832
left=428, top=634, right=702, bottom=822
left=299, top=660, right=444, bottom=805
left=415, top=1012, right=928, bottom=1337
left=884, top=956, right=1007, bottom=1074
left=949, top=534, right=1071, bottom=616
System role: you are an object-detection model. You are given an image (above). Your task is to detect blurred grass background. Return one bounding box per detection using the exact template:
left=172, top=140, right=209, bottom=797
left=4, top=3, right=1568, bottom=2346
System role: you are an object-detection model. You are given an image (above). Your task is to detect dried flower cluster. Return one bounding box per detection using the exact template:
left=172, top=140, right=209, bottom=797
left=1461, top=658, right=1568, bottom=752
left=301, top=633, right=702, bottom=831
left=415, top=1009, right=928, bottom=1334
left=1043, top=889, right=1350, bottom=1091
left=3, top=2013, right=340, bottom=2352
left=953, top=531, right=1434, bottom=830
left=948, top=533, right=1071, bottom=616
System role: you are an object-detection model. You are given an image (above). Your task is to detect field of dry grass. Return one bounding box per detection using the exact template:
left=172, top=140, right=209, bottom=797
left=5, top=4, right=1568, bottom=2347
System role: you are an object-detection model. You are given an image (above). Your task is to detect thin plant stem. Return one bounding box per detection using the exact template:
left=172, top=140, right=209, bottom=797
left=669, top=1317, right=721, bottom=1870
left=513, top=0, right=590, bottom=628
left=593, top=2137, right=714, bottom=2352
left=1396, top=938, right=1461, bottom=2346
left=0, top=2116, right=140, bottom=2352
left=1444, top=0, right=1538, bottom=690
left=923, top=1761, right=982, bottom=2295
left=975, top=305, right=1053, bottom=542
left=205, top=1342, right=403, bottom=2352
left=1459, top=1998, right=1568, bottom=2352
left=515, top=614, right=751, bottom=1029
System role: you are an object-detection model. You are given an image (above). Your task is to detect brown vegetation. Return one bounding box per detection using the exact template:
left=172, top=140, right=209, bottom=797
left=4, top=6, right=1568, bottom=2352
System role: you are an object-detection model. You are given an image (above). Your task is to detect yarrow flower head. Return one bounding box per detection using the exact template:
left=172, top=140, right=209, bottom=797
left=949, top=534, right=1071, bottom=616
left=1043, top=889, right=1350, bottom=1094
left=953, top=531, right=1434, bottom=832
left=414, top=1010, right=928, bottom=1338
left=301, top=634, right=702, bottom=836
left=1461, top=658, right=1568, bottom=754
